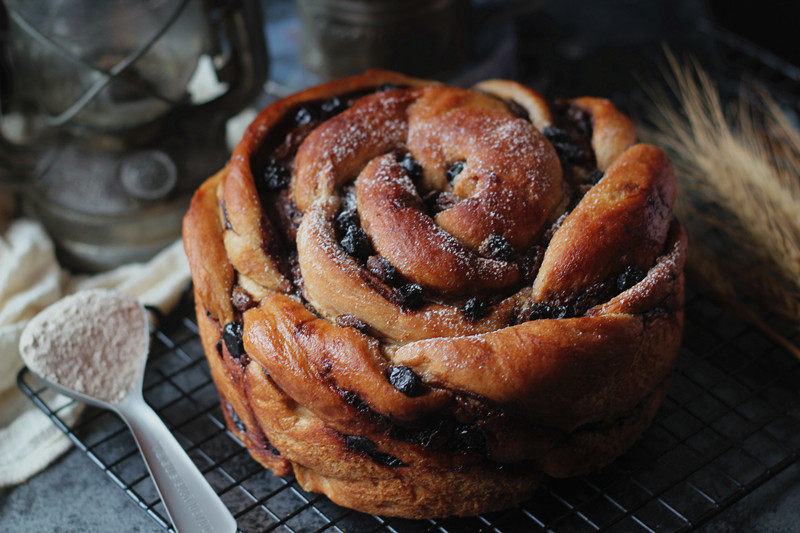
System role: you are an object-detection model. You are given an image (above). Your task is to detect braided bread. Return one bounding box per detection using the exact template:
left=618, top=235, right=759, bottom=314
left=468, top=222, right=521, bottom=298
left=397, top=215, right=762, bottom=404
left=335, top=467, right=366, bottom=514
left=183, top=71, right=686, bottom=518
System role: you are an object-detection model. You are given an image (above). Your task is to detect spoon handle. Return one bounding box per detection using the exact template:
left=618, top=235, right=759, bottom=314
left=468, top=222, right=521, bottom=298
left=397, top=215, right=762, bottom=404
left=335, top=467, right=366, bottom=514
left=116, top=394, right=237, bottom=533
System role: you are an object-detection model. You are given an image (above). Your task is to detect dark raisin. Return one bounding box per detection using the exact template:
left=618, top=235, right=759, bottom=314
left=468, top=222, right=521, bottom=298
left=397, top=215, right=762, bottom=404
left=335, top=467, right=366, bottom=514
left=528, top=302, right=550, bottom=320
left=570, top=281, right=612, bottom=316
left=321, top=96, right=345, bottom=116
left=344, top=435, right=407, bottom=467
left=586, top=169, right=604, bottom=184
left=552, top=304, right=571, bottom=319
left=461, top=297, right=488, bottom=322
left=222, top=321, right=245, bottom=358
left=374, top=452, right=406, bottom=468
left=445, top=160, right=465, bottom=182
left=345, top=435, right=373, bottom=454
left=340, top=391, right=387, bottom=425
left=341, top=225, right=372, bottom=259
left=553, top=305, right=571, bottom=318
left=391, top=419, right=453, bottom=450
left=543, top=123, right=590, bottom=164
left=567, top=105, right=593, bottom=135
left=617, top=265, right=646, bottom=292
left=447, top=425, right=486, bottom=455
left=262, top=159, right=290, bottom=191
left=377, top=83, right=400, bottom=92
left=388, top=365, right=424, bottom=397
left=294, top=106, right=318, bottom=126
left=529, top=302, right=570, bottom=320
left=552, top=142, right=588, bottom=164
left=374, top=452, right=406, bottom=467
left=341, top=390, right=371, bottom=413
left=215, top=339, right=223, bottom=358
left=505, top=99, right=530, bottom=121
left=398, top=152, right=423, bottom=181
left=335, top=209, right=359, bottom=236
left=542, top=126, right=571, bottom=144
left=479, top=234, right=516, bottom=261
left=229, top=407, right=246, bottom=432
left=398, top=283, right=424, bottom=309
left=367, top=255, right=401, bottom=285
left=519, top=246, right=544, bottom=281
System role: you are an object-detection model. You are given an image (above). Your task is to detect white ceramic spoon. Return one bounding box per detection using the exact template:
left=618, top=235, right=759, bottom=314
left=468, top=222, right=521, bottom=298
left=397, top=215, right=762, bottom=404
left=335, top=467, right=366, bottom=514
left=19, top=289, right=236, bottom=533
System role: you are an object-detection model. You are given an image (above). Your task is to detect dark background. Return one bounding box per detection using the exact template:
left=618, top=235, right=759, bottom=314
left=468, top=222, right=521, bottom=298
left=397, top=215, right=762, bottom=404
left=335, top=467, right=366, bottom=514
left=2, top=1, right=800, bottom=112
left=506, top=0, right=800, bottom=114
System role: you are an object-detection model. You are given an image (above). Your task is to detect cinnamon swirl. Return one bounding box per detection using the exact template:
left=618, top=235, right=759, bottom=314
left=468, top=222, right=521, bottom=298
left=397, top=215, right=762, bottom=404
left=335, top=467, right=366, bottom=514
left=182, top=70, right=686, bottom=518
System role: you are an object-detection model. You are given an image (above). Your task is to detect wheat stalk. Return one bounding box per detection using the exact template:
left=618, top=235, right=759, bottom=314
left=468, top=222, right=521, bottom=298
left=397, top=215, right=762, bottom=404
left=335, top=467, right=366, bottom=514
left=639, top=51, right=800, bottom=359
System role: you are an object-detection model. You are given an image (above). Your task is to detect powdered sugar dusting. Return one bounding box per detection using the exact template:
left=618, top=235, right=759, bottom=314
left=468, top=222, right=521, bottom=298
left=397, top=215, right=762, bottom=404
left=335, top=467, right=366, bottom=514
left=292, top=86, right=576, bottom=340
left=19, top=289, right=149, bottom=403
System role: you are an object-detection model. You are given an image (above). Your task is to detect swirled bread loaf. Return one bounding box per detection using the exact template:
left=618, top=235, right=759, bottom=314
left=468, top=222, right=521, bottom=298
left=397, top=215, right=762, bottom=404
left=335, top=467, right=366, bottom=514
left=183, top=71, right=686, bottom=518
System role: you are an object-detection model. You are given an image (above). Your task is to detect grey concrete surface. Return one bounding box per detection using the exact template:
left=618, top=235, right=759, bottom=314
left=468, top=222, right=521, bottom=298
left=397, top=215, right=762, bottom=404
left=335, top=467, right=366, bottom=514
left=0, top=448, right=159, bottom=533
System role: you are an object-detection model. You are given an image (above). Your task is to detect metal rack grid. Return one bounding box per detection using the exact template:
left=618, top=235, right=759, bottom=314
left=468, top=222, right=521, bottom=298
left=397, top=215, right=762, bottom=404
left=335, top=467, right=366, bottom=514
left=17, top=281, right=800, bottom=532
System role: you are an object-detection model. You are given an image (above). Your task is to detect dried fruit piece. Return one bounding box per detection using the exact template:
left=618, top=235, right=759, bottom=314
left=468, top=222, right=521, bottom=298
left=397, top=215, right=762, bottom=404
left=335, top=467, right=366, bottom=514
left=528, top=302, right=570, bottom=320
left=446, top=425, right=486, bottom=455
left=398, top=152, right=423, bottom=181
left=341, top=225, right=372, bottom=260
left=344, top=435, right=407, bottom=467
left=479, top=234, right=516, bottom=261
left=388, top=365, right=424, bottom=397
left=294, top=106, right=319, bottom=125
left=553, top=142, right=588, bottom=164
left=321, top=96, right=346, bottom=116
left=398, top=283, right=424, bottom=309
left=617, top=265, right=646, bottom=292
left=461, top=297, right=488, bottom=322
left=367, top=255, right=401, bottom=286
left=335, top=209, right=359, bottom=236
left=222, top=321, right=245, bottom=358
left=262, top=159, right=290, bottom=191
left=542, top=126, right=571, bottom=144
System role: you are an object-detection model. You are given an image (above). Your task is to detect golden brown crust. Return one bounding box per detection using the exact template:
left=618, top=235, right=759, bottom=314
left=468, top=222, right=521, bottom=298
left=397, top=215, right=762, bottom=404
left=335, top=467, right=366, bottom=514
left=533, top=143, right=676, bottom=303
left=393, top=304, right=682, bottom=433
left=473, top=79, right=553, bottom=130
left=571, top=96, right=637, bottom=170
left=183, top=170, right=235, bottom=324
left=182, top=70, right=686, bottom=519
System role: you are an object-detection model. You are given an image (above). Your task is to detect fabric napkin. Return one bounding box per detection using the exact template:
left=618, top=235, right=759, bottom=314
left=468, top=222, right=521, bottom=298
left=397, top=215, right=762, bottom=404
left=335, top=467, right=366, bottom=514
left=0, top=216, right=190, bottom=486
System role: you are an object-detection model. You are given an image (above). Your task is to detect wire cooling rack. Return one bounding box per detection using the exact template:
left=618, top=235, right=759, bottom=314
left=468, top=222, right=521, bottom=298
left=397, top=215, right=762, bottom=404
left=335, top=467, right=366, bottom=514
left=17, top=281, right=800, bottom=532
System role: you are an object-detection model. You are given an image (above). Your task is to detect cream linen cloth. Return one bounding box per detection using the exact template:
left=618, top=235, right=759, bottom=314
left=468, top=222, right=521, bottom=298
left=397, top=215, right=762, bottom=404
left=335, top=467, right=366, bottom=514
left=0, top=216, right=190, bottom=486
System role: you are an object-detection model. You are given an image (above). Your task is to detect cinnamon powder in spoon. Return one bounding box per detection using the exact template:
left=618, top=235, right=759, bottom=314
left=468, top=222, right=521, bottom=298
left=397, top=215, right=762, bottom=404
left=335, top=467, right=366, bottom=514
left=19, top=289, right=149, bottom=403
